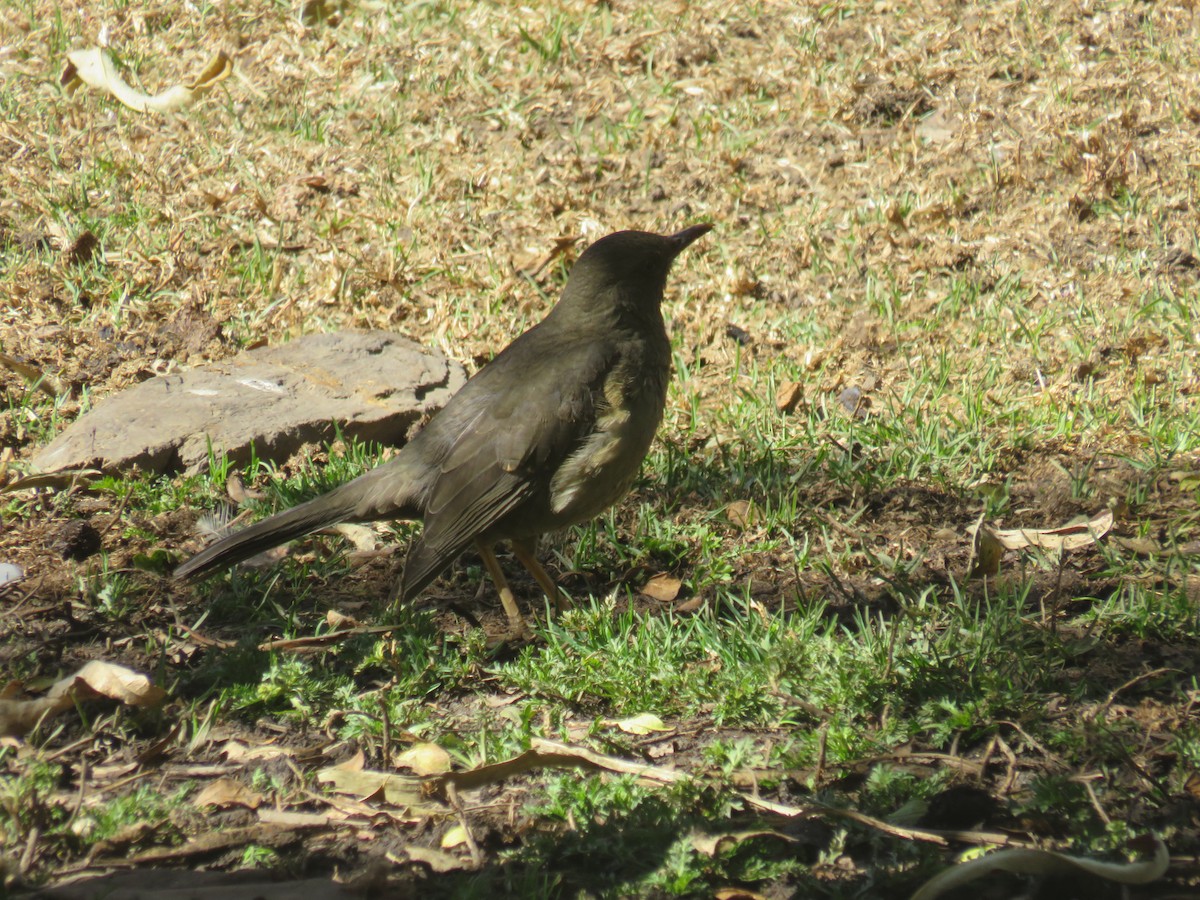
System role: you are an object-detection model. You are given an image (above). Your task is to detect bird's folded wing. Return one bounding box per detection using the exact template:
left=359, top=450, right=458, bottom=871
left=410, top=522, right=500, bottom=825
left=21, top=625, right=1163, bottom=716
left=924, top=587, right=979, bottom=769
left=399, top=340, right=616, bottom=598
left=397, top=408, right=549, bottom=600
left=399, top=470, right=532, bottom=601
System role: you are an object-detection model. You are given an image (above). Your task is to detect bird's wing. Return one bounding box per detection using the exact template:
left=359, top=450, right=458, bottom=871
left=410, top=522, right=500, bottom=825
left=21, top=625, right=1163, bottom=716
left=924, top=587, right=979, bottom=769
left=398, top=338, right=614, bottom=600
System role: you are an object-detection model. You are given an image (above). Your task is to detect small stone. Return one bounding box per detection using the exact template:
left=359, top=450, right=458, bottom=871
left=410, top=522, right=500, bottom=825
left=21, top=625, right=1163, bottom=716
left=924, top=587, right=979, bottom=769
left=31, top=331, right=467, bottom=477
left=837, top=386, right=870, bottom=417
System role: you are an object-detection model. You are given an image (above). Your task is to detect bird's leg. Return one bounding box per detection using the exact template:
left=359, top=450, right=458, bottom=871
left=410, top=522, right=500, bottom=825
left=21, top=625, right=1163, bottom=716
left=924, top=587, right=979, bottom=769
left=511, top=539, right=572, bottom=614
left=474, top=540, right=527, bottom=633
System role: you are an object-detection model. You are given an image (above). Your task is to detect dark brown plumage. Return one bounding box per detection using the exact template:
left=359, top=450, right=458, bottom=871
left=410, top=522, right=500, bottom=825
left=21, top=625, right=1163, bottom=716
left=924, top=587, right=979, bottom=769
left=176, top=224, right=712, bottom=626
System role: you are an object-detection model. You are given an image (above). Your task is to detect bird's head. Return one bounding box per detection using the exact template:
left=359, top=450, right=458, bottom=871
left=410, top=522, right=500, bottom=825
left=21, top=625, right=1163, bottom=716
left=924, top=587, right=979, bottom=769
left=555, top=224, right=712, bottom=324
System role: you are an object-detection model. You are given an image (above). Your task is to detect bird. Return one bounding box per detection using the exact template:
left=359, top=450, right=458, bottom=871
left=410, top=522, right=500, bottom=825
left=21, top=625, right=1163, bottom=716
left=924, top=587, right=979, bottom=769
left=175, top=224, right=713, bottom=630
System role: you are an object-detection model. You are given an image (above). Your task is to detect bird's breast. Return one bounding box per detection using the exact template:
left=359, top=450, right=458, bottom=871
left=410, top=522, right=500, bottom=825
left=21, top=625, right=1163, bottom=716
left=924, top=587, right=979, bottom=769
left=546, top=352, right=669, bottom=524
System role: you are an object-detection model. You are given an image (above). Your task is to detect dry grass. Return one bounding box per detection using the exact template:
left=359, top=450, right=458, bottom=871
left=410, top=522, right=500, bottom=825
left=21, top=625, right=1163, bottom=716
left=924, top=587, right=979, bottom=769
left=1, top=1, right=1192, bottom=409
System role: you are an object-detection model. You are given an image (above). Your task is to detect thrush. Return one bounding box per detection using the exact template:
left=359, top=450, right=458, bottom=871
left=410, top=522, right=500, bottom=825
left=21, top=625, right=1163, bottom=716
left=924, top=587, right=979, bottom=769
left=175, top=224, right=712, bottom=628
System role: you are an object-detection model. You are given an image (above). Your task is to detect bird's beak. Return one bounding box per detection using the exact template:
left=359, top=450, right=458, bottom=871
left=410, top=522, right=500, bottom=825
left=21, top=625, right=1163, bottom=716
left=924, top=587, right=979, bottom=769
left=669, top=223, right=714, bottom=256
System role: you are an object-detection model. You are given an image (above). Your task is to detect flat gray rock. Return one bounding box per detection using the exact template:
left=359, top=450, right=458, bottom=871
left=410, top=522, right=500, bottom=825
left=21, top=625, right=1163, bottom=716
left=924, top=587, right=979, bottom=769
left=32, top=331, right=468, bottom=476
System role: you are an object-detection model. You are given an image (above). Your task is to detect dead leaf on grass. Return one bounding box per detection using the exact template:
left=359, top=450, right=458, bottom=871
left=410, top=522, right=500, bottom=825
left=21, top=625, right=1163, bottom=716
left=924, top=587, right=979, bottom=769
left=988, top=508, right=1114, bottom=552
left=54, top=660, right=167, bottom=708
left=910, top=835, right=1168, bottom=900
left=0, top=351, right=67, bottom=398
left=63, top=48, right=232, bottom=113
left=775, top=380, right=803, bottom=413
left=691, top=829, right=797, bottom=857
left=608, top=713, right=669, bottom=735
left=724, top=500, right=760, bottom=529
left=394, top=845, right=471, bottom=873
left=396, top=742, right=452, bottom=776
left=641, top=573, right=682, bottom=602
left=193, top=777, right=264, bottom=810
left=971, top=509, right=1113, bottom=577
left=316, top=752, right=435, bottom=811
left=1, top=469, right=102, bottom=493
left=713, top=889, right=768, bottom=900
left=0, top=660, right=165, bottom=737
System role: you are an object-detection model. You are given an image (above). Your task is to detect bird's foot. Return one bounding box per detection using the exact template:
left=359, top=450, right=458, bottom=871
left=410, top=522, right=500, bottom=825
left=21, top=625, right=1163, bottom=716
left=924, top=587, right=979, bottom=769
left=495, top=585, right=534, bottom=641
left=510, top=540, right=572, bottom=616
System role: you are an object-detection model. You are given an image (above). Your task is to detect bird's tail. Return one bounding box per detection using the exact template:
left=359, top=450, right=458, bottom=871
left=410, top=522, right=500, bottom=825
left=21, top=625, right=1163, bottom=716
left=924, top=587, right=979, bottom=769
left=174, top=462, right=425, bottom=582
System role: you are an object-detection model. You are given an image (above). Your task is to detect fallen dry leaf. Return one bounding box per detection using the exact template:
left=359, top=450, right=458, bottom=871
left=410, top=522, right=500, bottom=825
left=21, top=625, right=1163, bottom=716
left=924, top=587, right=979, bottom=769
left=1, top=469, right=102, bottom=493
left=316, top=754, right=436, bottom=811
left=609, top=713, right=669, bottom=735
left=396, top=742, right=452, bottom=776
left=641, top=573, right=682, bottom=602
left=193, top=777, right=264, bottom=810
left=63, top=48, right=232, bottom=113
left=691, top=829, right=797, bottom=857
left=987, top=508, right=1114, bottom=552
left=911, top=835, right=1167, bottom=900
left=775, top=380, right=804, bottom=413
left=724, top=500, right=759, bottom=529
left=0, top=661, right=165, bottom=736
left=52, top=659, right=168, bottom=708
left=396, top=845, right=470, bottom=873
